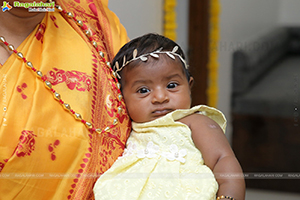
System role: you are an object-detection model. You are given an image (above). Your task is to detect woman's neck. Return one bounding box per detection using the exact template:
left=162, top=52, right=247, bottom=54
left=0, top=11, right=45, bottom=46
left=0, top=11, right=45, bottom=65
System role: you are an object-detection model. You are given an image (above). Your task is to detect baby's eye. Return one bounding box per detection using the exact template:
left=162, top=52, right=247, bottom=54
left=167, top=82, right=178, bottom=89
left=137, top=87, right=150, bottom=94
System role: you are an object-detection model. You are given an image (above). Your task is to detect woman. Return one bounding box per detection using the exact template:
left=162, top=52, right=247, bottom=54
left=0, top=0, right=131, bottom=199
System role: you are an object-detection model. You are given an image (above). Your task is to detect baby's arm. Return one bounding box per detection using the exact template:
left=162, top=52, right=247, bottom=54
left=178, top=114, right=245, bottom=200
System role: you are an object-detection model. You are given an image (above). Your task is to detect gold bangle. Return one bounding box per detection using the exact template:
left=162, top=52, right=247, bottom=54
left=216, top=195, right=235, bottom=200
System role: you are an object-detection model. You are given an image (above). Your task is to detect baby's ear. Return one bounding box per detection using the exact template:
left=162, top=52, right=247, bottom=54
left=189, top=77, right=194, bottom=89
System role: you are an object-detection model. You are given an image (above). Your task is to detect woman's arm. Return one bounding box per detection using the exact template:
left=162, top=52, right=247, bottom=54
left=178, top=114, right=245, bottom=200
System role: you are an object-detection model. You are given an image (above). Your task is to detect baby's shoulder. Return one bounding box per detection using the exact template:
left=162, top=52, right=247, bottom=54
left=177, top=112, right=222, bottom=133
left=177, top=112, right=217, bottom=127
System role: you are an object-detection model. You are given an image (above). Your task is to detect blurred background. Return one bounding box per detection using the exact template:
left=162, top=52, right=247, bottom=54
left=109, top=0, right=300, bottom=199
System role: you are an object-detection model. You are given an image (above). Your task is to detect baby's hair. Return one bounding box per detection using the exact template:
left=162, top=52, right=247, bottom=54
left=112, top=33, right=192, bottom=88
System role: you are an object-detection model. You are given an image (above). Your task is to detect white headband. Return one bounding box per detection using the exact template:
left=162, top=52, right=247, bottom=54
left=113, top=46, right=188, bottom=79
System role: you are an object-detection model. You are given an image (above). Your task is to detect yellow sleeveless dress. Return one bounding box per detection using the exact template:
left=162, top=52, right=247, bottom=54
left=93, top=105, right=226, bottom=200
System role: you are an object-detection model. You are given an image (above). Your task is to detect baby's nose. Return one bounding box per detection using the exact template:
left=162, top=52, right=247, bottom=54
left=151, top=88, right=169, bottom=104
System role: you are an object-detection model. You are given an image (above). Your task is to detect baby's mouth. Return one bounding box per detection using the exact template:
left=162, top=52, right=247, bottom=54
left=152, top=109, right=172, bottom=116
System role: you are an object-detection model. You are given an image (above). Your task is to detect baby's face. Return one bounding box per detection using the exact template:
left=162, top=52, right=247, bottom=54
left=121, top=55, right=193, bottom=123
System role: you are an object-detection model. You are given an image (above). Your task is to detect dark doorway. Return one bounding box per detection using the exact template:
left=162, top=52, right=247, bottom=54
left=188, top=0, right=209, bottom=106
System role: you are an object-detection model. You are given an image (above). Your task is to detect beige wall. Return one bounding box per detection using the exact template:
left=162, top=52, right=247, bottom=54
left=108, top=0, right=189, bottom=57
left=219, top=0, right=300, bottom=141
left=108, top=0, right=163, bottom=39
left=279, top=0, right=300, bottom=25
left=218, top=0, right=280, bottom=141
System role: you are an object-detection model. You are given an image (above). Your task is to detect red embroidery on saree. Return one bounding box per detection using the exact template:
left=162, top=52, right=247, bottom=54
left=0, top=162, right=5, bottom=172
left=58, top=1, right=130, bottom=199
left=68, top=149, right=91, bottom=199
left=50, top=14, right=59, bottom=28
left=0, top=159, right=8, bottom=172
left=16, top=130, right=37, bottom=157
left=16, top=83, right=27, bottom=99
left=105, top=91, right=128, bottom=124
left=48, top=140, right=60, bottom=161
left=35, top=23, right=46, bottom=43
left=62, top=1, right=112, bottom=60
left=45, top=68, right=92, bottom=92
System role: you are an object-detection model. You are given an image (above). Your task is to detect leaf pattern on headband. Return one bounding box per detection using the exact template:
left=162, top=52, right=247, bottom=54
left=150, top=53, right=159, bottom=58
left=172, top=46, right=178, bottom=53
left=133, top=49, right=138, bottom=59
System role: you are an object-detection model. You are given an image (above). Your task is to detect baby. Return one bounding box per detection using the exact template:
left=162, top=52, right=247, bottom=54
left=93, top=33, right=245, bottom=200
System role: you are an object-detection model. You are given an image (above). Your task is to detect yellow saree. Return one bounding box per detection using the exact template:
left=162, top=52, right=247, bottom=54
left=0, top=0, right=130, bottom=199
